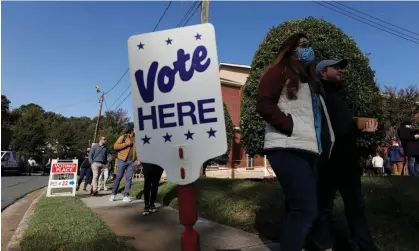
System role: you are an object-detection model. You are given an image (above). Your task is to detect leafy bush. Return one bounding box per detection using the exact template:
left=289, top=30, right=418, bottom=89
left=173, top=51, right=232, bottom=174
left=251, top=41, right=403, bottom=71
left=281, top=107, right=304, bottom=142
left=205, top=103, right=234, bottom=165
left=240, top=17, right=383, bottom=156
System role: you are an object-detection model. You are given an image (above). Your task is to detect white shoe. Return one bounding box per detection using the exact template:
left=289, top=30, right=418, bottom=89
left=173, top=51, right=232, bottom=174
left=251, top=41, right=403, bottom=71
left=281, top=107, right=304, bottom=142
left=103, top=187, right=108, bottom=191
left=122, top=196, right=132, bottom=202
left=109, top=195, right=116, bottom=201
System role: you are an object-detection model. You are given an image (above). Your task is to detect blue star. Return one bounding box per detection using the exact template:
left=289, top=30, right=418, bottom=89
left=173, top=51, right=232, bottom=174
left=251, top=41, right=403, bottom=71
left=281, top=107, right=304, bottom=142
left=137, top=43, right=145, bottom=50
left=207, top=128, right=217, bottom=138
left=163, top=132, right=172, bottom=142
left=69, top=180, right=75, bottom=185
left=185, top=130, right=194, bottom=140
left=194, top=33, right=202, bottom=40
left=165, top=38, right=173, bottom=45
left=141, top=135, right=151, bottom=144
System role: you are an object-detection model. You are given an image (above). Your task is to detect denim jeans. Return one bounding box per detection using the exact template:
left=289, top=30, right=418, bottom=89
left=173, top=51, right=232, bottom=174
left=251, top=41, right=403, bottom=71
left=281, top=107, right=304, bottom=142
left=77, top=167, right=92, bottom=189
left=267, top=150, right=318, bottom=251
left=407, top=156, right=419, bottom=176
left=111, top=160, right=134, bottom=196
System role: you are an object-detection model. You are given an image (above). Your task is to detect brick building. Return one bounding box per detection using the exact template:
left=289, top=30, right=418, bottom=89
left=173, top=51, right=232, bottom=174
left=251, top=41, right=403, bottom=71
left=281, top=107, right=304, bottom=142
left=219, top=63, right=266, bottom=169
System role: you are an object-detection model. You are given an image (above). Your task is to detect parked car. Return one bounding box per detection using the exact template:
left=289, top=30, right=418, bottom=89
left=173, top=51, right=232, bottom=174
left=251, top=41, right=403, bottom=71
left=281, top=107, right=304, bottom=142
left=1, top=151, right=27, bottom=175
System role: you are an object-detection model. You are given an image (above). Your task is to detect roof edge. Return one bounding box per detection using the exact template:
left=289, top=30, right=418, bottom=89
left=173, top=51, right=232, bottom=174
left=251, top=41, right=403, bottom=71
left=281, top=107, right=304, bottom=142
left=220, top=63, right=251, bottom=69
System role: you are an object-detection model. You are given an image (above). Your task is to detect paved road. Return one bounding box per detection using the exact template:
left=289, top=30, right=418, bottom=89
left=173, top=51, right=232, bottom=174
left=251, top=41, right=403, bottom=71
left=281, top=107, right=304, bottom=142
left=1, top=174, right=49, bottom=211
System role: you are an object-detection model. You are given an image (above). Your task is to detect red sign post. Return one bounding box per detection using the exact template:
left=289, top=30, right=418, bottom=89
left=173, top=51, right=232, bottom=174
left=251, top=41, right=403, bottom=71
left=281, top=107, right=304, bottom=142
left=177, top=146, right=200, bottom=251
left=177, top=184, right=199, bottom=251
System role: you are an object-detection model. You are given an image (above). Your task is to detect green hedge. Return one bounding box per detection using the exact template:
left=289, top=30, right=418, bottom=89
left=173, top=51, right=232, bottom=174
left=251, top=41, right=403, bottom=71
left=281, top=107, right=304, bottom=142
left=240, top=17, right=383, bottom=156
left=205, top=103, right=234, bottom=165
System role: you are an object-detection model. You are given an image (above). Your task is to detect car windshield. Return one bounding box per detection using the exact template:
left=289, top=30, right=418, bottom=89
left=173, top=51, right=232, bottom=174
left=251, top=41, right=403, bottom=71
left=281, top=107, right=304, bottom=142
left=1, top=151, right=8, bottom=161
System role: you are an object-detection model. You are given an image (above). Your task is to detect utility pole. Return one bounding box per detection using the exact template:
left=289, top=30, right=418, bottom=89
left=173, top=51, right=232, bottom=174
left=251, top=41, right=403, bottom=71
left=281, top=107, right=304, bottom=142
left=93, top=85, right=104, bottom=144
left=199, top=0, right=210, bottom=179
left=200, top=0, right=209, bottom=24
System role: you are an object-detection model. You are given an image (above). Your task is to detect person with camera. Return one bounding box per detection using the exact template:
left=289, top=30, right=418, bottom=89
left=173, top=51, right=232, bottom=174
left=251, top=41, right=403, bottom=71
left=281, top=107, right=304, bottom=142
left=109, top=123, right=137, bottom=202
left=398, top=118, right=419, bottom=176
left=305, top=59, right=378, bottom=251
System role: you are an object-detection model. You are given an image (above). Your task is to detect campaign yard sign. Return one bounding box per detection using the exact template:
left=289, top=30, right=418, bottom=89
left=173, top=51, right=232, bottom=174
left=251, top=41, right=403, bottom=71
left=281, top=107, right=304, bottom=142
left=46, top=159, right=78, bottom=197
left=128, top=23, right=227, bottom=185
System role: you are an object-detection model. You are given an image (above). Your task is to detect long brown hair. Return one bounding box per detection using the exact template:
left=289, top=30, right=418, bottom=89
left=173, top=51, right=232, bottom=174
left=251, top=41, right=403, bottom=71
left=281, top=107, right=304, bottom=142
left=264, top=33, right=322, bottom=100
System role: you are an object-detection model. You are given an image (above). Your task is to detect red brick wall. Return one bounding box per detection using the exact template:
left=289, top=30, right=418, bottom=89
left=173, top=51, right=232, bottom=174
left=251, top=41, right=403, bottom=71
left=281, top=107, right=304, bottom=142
left=221, top=83, right=266, bottom=168
left=221, top=85, right=242, bottom=127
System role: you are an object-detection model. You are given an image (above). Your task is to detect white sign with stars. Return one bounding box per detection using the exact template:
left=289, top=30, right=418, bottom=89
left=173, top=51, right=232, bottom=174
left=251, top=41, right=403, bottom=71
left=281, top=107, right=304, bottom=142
left=127, top=23, right=227, bottom=185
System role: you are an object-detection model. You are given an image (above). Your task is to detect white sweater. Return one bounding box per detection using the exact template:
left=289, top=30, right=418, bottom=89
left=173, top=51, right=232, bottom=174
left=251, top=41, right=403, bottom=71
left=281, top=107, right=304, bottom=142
left=372, top=156, right=384, bottom=168
left=263, top=82, right=335, bottom=158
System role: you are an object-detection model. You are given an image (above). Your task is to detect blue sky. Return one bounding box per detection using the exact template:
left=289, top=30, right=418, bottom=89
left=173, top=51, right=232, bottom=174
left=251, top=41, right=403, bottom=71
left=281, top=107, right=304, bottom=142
left=2, top=1, right=419, bottom=120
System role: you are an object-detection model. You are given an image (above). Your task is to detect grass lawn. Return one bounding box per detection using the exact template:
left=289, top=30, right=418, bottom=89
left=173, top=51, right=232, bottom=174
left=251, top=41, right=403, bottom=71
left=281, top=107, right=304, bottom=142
left=20, top=196, right=136, bottom=251
left=128, top=176, right=419, bottom=251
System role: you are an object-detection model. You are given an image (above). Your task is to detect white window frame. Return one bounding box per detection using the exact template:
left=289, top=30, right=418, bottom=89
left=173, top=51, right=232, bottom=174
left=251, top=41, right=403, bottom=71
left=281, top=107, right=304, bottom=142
left=246, top=154, right=254, bottom=168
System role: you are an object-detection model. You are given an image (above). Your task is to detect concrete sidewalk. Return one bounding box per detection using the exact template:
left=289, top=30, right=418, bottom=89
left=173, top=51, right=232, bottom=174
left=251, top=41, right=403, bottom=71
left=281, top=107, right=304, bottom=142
left=79, top=191, right=280, bottom=251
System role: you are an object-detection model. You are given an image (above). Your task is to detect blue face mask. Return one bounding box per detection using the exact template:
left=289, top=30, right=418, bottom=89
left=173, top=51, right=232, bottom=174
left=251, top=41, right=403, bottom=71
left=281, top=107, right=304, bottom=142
left=296, top=47, right=315, bottom=64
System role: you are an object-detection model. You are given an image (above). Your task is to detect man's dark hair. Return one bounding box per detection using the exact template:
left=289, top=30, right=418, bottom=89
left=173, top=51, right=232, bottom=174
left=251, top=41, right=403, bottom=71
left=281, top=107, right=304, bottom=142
left=402, top=117, right=412, bottom=126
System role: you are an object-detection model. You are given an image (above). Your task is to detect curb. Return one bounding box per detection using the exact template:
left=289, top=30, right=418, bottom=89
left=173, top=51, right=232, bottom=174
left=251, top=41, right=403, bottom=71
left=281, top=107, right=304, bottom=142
left=1, top=184, right=47, bottom=212
left=6, top=188, right=46, bottom=251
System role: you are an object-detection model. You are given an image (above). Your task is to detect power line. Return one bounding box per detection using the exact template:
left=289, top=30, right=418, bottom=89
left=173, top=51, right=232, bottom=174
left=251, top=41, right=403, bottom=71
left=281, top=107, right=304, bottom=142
left=176, top=1, right=199, bottom=27
left=153, top=1, right=173, bottom=31
left=114, top=92, right=132, bottom=110
left=105, top=69, right=129, bottom=94
left=105, top=1, right=173, bottom=98
left=184, top=2, right=202, bottom=26
left=324, top=1, right=419, bottom=41
left=110, top=1, right=201, bottom=111
left=332, top=1, right=419, bottom=36
left=44, top=99, right=97, bottom=110
left=104, top=98, right=109, bottom=111
left=314, top=1, right=419, bottom=45
left=111, top=84, right=130, bottom=108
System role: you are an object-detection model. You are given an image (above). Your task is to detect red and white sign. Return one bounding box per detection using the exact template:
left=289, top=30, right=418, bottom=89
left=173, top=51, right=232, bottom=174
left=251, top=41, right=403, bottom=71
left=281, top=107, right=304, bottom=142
left=49, top=180, right=72, bottom=187
left=51, top=163, right=77, bottom=173
left=47, top=159, right=78, bottom=197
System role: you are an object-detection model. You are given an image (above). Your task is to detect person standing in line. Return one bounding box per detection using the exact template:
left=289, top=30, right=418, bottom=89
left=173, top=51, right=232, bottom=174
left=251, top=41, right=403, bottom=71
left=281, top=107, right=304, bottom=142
left=305, top=59, right=378, bottom=251
left=109, top=123, right=136, bottom=202
left=142, top=163, right=164, bottom=215
left=397, top=118, right=419, bottom=176
left=388, top=140, right=404, bottom=175
left=382, top=146, right=392, bottom=176
left=371, top=153, right=384, bottom=175
left=256, top=33, right=335, bottom=251
left=88, top=136, right=108, bottom=196
left=28, top=157, right=37, bottom=173
left=98, top=153, right=113, bottom=190
left=77, top=148, right=92, bottom=191
left=20, top=154, right=30, bottom=176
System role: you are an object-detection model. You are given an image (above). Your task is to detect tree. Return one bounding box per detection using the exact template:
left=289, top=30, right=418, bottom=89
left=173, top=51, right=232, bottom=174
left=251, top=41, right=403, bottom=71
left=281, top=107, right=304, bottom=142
left=240, top=17, right=383, bottom=156
left=1, top=95, right=11, bottom=127
left=203, top=103, right=234, bottom=167
left=19, top=103, right=44, bottom=114
left=98, top=109, right=130, bottom=155
left=10, top=105, right=47, bottom=157
left=380, top=85, right=419, bottom=140
left=1, top=95, right=13, bottom=150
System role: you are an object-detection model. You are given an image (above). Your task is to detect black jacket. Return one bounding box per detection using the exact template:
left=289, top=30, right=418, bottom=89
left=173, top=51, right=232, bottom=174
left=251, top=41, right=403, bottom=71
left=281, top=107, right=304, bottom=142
left=320, top=80, right=361, bottom=172
left=80, top=156, right=91, bottom=169
left=397, top=126, right=419, bottom=157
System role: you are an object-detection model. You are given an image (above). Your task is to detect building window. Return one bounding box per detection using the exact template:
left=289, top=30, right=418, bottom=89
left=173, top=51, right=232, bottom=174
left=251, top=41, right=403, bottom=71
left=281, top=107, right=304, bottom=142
left=246, top=154, right=254, bottom=168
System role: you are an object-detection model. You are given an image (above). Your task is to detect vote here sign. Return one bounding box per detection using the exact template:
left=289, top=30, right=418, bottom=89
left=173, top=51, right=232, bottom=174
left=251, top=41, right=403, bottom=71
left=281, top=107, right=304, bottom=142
left=127, top=23, right=227, bottom=185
